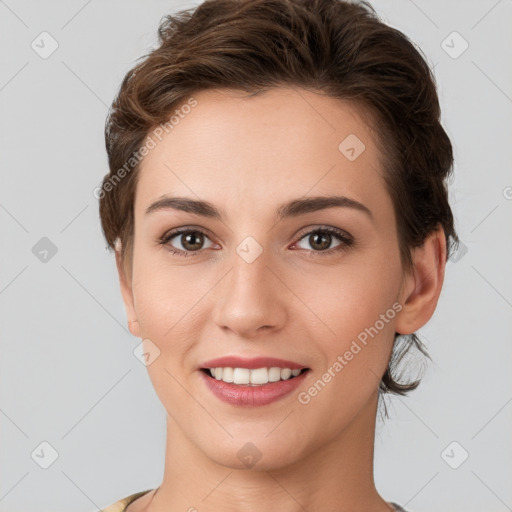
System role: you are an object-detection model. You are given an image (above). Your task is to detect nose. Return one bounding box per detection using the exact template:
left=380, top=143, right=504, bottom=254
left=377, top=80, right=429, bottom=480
left=211, top=243, right=287, bottom=339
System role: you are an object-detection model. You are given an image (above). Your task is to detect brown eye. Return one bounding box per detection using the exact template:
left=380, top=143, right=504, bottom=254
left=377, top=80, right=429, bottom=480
left=179, top=232, right=205, bottom=251
left=308, top=232, right=332, bottom=251
left=294, top=227, right=354, bottom=255
left=160, top=229, right=215, bottom=257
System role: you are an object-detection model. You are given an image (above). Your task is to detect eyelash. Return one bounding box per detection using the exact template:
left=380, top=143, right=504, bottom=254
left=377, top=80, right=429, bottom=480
left=158, top=226, right=354, bottom=258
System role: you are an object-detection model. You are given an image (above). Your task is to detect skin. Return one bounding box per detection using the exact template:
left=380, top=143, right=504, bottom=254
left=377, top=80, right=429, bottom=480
left=115, top=87, right=446, bottom=512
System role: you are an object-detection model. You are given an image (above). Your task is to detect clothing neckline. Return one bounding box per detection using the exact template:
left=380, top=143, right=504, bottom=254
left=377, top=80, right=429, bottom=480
left=114, top=489, right=408, bottom=512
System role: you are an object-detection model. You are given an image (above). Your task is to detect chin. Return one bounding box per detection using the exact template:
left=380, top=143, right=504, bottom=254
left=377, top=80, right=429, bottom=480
left=198, top=433, right=306, bottom=472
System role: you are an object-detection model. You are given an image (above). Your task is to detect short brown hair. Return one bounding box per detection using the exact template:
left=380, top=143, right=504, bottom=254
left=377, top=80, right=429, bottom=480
left=99, top=0, right=459, bottom=400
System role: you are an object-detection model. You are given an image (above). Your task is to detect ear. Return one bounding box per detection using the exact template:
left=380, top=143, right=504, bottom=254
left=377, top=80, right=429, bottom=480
left=114, top=239, right=141, bottom=338
left=395, top=225, right=447, bottom=335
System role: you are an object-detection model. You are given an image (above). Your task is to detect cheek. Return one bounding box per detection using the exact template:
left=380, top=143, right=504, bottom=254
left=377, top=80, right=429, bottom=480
left=131, top=266, right=200, bottom=404
left=295, top=265, right=401, bottom=425
left=339, top=266, right=400, bottom=333
left=299, top=249, right=401, bottom=333
left=303, top=249, right=402, bottom=377
left=131, top=234, right=403, bottom=360
left=131, top=250, right=201, bottom=337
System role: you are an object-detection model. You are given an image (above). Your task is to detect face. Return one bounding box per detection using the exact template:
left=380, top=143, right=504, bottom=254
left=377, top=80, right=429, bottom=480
left=118, top=87, right=418, bottom=470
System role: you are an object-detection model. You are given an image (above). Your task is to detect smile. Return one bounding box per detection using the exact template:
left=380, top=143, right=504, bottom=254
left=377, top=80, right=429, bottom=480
left=199, top=367, right=310, bottom=406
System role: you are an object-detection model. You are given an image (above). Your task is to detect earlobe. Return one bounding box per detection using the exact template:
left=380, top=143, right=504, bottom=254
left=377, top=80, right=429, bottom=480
left=128, top=319, right=141, bottom=338
left=395, top=226, right=447, bottom=335
left=114, top=241, right=140, bottom=338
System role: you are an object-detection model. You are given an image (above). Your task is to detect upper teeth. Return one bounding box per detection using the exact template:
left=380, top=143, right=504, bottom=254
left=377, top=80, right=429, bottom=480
left=208, top=367, right=302, bottom=385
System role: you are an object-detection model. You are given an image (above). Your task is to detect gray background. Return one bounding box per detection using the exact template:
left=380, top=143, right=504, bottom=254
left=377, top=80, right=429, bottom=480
left=1, top=1, right=511, bottom=511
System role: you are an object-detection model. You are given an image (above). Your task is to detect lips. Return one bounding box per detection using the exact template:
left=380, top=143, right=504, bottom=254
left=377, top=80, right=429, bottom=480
left=199, top=367, right=310, bottom=406
left=198, top=355, right=311, bottom=407
left=199, top=356, right=308, bottom=370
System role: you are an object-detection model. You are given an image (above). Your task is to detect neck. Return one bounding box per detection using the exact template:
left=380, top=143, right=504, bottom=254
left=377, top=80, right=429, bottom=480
left=150, top=390, right=393, bottom=512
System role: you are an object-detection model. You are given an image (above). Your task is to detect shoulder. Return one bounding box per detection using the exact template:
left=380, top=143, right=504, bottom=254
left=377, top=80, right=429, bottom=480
left=100, top=489, right=154, bottom=512
left=389, top=503, right=412, bottom=512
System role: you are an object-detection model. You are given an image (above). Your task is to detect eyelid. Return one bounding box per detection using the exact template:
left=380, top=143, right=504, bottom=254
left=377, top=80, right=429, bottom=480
left=294, top=224, right=353, bottom=242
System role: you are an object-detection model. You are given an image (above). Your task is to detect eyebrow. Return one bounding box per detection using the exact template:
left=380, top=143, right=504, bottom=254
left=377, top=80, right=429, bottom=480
left=145, top=194, right=373, bottom=221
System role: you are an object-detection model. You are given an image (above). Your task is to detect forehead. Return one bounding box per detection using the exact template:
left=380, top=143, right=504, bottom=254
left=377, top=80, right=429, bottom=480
left=135, top=87, right=389, bottom=219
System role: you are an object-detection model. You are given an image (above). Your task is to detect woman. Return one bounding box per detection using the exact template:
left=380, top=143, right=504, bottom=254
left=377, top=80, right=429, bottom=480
left=97, top=0, right=458, bottom=510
